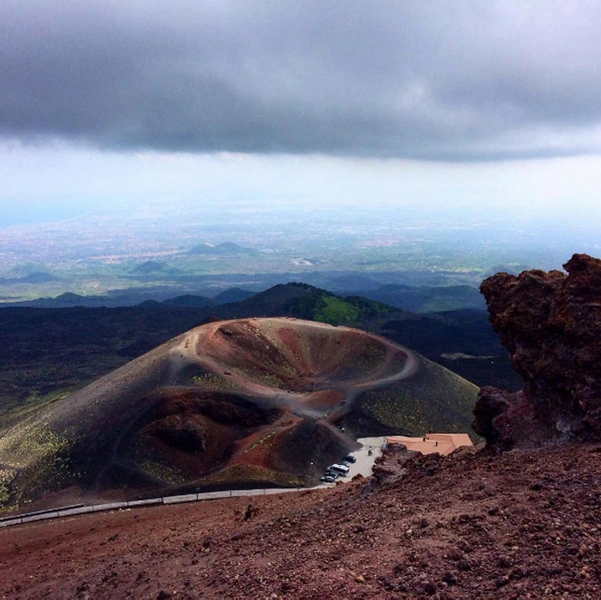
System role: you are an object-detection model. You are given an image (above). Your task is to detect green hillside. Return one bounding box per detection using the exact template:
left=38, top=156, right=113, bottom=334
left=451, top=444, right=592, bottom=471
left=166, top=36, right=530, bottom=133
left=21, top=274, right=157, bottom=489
left=283, top=283, right=394, bottom=325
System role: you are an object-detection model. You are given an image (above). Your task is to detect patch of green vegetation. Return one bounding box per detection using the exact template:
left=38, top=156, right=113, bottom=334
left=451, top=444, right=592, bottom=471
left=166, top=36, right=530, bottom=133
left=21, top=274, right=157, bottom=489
left=243, top=431, right=278, bottom=455
left=343, top=295, right=396, bottom=319
left=0, top=469, right=17, bottom=504
left=225, top=363, right=288, bottom=390
left=198, top=464, right=305, bottom=488
left=248, top=370, right=288, bottom=389
left=0, top=423, right=71, bottom=470
left=0, top=424, right=75, bottom=510
left=0, top=389, right=74, bottom=431
left=315, top=296, right=360, bottom=325
left=140, top=460, right=187, bottom=485
left=355, top=357, right=479, bottom=439
left=284, top=285, right=393, bottom=326
left=191, top=373, right=241, bottom=391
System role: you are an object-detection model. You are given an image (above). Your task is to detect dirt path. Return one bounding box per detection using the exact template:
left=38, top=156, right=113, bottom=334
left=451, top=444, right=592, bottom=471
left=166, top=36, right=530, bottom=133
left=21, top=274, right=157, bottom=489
left=172, top=317, right=419, bottom=420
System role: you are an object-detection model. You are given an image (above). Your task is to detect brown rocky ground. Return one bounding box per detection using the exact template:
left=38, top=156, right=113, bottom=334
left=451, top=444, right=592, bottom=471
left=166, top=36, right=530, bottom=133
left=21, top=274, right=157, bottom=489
left=2, top=440, right=601, bottom=599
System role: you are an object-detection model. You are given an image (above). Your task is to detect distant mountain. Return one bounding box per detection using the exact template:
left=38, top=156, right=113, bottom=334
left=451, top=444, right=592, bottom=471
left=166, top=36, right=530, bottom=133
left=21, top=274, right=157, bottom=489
left=282, top=286, right=394, bottom=325
left=136, top=299, right=161, bottom=308
left=187, top=242, right=258, bottom=256
left=352, top=283, right=486, bottom=313
left=4, top=290, right=195, bottom=308
left=221, top=282, right=314, bottom=316
left=213, top=287, right=256, bottom=303
left=130, top=261, right=182, bottom=276
left=219, top=282, right=393, bottom=326
left=161, top=294, right=216, bottom=308
left=22, top=292, right=91, bottom=307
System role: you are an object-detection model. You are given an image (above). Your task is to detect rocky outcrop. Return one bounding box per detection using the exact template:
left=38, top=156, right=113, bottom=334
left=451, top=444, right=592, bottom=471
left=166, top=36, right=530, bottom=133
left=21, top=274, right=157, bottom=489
left=473, top=253, right=601, bottom=450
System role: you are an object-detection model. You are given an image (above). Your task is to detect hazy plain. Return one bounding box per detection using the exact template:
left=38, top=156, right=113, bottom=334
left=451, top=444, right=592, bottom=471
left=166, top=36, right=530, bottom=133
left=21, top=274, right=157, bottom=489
left=1, top=199, right=597, bottom=304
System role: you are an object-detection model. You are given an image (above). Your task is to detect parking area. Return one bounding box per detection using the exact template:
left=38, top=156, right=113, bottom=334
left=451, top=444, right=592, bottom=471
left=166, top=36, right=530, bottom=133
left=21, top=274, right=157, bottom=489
left=347, top=436, right=386, bottom=478
left=320, top=436, right=386, bottom=484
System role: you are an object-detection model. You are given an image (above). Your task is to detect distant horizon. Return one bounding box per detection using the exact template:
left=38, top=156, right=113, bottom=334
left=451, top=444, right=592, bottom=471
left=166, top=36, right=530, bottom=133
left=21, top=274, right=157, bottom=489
left=1, top=191, right=598, bottom=307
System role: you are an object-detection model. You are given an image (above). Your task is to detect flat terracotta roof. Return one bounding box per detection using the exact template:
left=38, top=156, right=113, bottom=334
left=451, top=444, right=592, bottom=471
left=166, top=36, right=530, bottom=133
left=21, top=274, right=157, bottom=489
left=385, top=433, right=472, bottom=456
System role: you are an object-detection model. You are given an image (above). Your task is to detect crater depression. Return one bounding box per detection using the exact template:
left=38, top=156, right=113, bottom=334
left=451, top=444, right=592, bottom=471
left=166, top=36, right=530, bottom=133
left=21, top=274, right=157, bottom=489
left=0, top=318, right=478, bottom=511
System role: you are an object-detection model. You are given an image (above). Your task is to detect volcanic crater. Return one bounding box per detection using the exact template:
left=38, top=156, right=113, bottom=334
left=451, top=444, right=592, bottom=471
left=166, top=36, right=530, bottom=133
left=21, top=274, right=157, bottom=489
left=191, top=318, right=410, bottom=394
left=0, top=317, right=478, bottom=510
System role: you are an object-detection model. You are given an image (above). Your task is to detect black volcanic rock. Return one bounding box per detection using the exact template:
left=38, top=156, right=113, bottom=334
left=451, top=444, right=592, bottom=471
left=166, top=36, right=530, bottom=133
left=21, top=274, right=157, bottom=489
left=473, top=253, right=601, bottom=450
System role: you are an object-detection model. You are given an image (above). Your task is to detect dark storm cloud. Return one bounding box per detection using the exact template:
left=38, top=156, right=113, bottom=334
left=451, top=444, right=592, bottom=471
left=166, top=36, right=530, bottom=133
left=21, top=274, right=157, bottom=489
left=2, top=0, right=601, bottom=160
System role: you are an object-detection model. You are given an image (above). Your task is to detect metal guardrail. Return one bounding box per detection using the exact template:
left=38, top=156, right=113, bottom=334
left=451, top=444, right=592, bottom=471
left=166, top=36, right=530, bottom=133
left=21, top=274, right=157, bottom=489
left=0, top=503, right=85, bottom=523
left=0, top=441, right=382, bottom=531
left=0, top=487, right=309, bottom=530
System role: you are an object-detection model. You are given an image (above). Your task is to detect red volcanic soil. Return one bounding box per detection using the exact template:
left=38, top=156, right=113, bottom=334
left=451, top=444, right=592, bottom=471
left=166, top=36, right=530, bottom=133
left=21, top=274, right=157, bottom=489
left=187, top=317, right=411, bottom=394
left=133, top=389, right=284, bottom=478
left=3, top=442, right=601, bottom=599
left=115, top=318, right=416, bottom=492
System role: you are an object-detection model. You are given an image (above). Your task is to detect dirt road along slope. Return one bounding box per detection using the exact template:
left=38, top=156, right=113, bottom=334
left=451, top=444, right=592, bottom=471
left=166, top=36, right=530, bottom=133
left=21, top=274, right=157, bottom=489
left=0, top=317, right=478, bottom=513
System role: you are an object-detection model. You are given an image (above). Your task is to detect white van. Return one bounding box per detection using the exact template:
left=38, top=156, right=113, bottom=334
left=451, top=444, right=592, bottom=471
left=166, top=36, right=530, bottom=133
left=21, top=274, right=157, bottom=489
left=328, top=463, right=350, bottom=476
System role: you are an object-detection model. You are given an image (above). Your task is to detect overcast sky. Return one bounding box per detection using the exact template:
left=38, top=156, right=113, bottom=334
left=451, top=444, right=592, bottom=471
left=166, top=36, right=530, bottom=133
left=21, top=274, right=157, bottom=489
left=1, top=0, right=601, bottom=225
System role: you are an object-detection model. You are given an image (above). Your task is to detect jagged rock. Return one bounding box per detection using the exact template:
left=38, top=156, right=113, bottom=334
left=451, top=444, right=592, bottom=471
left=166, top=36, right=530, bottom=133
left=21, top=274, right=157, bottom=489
left=473, top=254, right=601, bottom=450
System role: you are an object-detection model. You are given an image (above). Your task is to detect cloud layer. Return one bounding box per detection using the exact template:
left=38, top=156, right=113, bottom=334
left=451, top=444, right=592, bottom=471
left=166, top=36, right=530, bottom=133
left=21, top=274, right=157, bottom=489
left=2, top=1, right=601, bottom=160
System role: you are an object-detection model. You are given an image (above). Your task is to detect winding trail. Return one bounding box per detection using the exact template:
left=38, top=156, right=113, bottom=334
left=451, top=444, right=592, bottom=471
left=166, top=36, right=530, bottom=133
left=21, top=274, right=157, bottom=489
left=173, top=317, right=418, bottom=412
left=170, top=317, right=419, bottom=441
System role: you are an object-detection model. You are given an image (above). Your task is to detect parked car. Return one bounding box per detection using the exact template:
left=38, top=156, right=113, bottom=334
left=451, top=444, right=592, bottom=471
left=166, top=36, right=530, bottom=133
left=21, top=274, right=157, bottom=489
left=320, top=475, right=336, bottom=483
left=344, top=455, right=357, bottom=463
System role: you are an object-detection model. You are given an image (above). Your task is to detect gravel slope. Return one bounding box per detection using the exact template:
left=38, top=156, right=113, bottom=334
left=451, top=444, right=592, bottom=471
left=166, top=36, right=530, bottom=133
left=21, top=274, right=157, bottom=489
left=2, top=441, right=600, bottom=599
